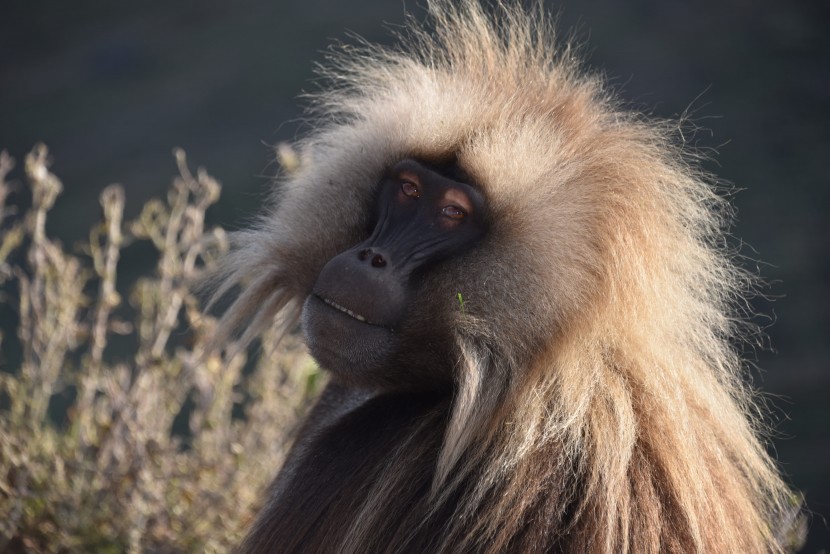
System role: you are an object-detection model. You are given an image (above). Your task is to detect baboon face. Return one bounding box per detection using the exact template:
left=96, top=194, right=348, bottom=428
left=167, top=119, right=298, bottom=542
left=301, top=158, right=487, bottom=385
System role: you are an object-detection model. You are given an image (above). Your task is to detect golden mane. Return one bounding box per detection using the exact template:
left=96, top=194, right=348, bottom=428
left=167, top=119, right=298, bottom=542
left=212, top=2, right=800, bottom=551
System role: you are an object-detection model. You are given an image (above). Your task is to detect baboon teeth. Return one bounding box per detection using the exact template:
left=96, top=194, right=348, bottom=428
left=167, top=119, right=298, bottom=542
left=322, top=297, right=367, bottom=322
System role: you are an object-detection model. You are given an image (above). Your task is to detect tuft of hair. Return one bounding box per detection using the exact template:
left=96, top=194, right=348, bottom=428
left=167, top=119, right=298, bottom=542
left=210, top=1, right=802, bottom=552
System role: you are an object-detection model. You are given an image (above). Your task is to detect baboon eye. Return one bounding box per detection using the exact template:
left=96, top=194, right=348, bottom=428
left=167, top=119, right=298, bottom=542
left=401, top=181, right=421, bottom=198
left=442, top=205, right=466, bottom=219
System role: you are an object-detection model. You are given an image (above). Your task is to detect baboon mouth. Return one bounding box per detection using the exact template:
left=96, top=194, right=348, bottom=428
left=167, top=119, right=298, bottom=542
left=319, top=295, right=368, bottom=322
left=315, top=294, right=391, bottom=329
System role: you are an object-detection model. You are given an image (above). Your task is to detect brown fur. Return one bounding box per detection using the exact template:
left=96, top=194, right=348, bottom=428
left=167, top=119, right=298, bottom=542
left=210, top=2, right=801, bottom=552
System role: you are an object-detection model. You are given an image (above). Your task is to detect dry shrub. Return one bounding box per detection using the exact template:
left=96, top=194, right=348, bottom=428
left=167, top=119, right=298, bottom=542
left=0, top=145, right=319, bottom=553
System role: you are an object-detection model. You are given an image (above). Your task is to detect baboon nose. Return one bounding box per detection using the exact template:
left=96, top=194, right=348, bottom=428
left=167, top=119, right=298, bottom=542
left=358, top=248, right=388, bottom=269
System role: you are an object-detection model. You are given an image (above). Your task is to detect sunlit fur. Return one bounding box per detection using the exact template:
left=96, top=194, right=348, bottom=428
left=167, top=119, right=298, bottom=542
left=210, top=2, right=799, bottom=552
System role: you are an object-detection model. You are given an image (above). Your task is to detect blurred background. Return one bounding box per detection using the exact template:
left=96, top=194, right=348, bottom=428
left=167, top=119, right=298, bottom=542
left=1, top=0, right=827, bottom=549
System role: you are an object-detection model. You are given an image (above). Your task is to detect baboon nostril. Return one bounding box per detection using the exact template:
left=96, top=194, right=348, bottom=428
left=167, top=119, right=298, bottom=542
left=371, top=254, right=387, bottom=268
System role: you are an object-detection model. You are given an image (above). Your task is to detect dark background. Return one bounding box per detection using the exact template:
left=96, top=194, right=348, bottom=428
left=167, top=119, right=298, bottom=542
left=1, top=0, right=827, bottom=549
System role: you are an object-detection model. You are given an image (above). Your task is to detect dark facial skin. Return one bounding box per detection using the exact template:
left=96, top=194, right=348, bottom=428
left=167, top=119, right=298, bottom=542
left=301, top=159, right=487, bottom=387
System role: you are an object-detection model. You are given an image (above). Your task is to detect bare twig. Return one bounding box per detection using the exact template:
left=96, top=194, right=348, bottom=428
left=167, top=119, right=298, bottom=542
left=0, top=145, right=318, bottom=552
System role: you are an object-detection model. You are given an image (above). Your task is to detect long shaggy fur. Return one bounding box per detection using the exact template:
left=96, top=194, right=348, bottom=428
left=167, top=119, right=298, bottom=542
left=211, top=2, right=800, bottom=552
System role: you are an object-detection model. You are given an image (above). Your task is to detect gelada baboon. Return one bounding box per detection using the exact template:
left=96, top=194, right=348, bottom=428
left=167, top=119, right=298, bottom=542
left=210, top=1, right=802, bottom=552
